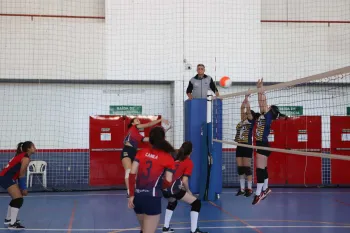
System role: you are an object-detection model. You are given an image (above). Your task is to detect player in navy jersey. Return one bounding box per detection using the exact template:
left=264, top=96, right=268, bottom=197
left=252, top=79, right=285, bottom=205
left=128, top=126, right=175, bottom=233
left=0, top=141, right=36, bottom=229
left=122, top=117, right=169, bottom=198
left=235, top=94, right=260, bottom=197
left=162, top=141, right=207, bottom=233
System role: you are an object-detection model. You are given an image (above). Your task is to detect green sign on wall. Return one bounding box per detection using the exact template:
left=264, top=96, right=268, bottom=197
left=278, top=106, right=303, bottom=116
left=110, top=105, right=142, bottom=115
left=347, top=107, right=350, bottom=116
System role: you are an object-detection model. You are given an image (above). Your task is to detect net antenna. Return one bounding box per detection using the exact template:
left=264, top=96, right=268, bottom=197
left=213, top=65, right=350, bottom=161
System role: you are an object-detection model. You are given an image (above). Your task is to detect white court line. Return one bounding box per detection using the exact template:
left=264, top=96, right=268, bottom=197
left=0, top=225, right=349, bottom=231
left=0, top=191, right=348, bottom=198
left=0, top=193, right=125, bottom=198
left=222, top=191, right=350, bottom=194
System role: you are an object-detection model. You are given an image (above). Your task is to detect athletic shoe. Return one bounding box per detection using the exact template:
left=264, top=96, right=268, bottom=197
left=244, top=189, right=253, bottom=197
left=191, top=228, right=208, bottom=233
left=252, top=193, right=264, bottom=205
left=262, top=188, right=272, bottom=200
left=8, top=222, right=25, bottom=230
left=163, top=226, right=175, bottom=233
left=235, top=189, right=245, bottom=196
left=4, top=219, right=20, bottom=225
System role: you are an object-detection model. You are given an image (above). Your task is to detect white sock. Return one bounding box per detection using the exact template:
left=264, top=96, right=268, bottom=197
left=10, top=207, right=19, bottom=225
left=127, top=189, right=129, bottom=195
left=6, top=206, right=11, bottom=219
left=263, top=178, right=269, bottom=191
left=164, top=209, right=173, bottom=228
left=255, top=183, right=264, bottom=196
left=247, top=181, right=252, bottom=190
left=190, top=211, right=199, bottom=232
left=239, top=178, right=245, bottom=191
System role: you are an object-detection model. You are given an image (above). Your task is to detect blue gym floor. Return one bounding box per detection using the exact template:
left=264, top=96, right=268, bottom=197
left=0, top=188, right=349, bottom=233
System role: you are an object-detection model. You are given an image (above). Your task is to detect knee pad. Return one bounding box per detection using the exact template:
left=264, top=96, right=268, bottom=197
left=237, top=166, right=245, bottom=176
left=10, top=198, right=23, bottom=209
left=265, top=167, right=268, bottom=179
left=190, top=199, right=201, bottom=212
left=167, top=200, right=178, bottom=211
left=256, top=168, right=265, bottom=183
left=125, top=169, right=131, bottom=179
left=245, top=166, right=252, bottom=176
left=174, top=189, right=186, bottom=200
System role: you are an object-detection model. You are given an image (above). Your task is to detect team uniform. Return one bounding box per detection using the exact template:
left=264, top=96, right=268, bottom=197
left=133, top=148, right=175, bottom=215
left=255, top=112, right=273, bottom=156
left=164, top=157, right=193, bottom=198
left=0, top=153, right=28, bottom=190
left=121, top=125, right=145, bottom=161
left=235, top=119, right=255, bottom=158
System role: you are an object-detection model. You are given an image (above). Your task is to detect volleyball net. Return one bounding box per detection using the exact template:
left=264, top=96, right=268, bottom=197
left=212, top=66, right=350, bottom=187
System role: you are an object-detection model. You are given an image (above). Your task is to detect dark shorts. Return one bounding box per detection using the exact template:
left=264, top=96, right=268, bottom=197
left=256, top=141, right=271, bottom=157
left=133, top=195, right=162, bottom=215
left=236, top=146, right=253, bottom=158
left=121, top=145, right=137, bottom=161
left=0, top=176, right=16, bottom=190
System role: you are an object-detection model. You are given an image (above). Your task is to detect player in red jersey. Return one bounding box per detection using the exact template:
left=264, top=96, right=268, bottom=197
left=0, top=141, right=36, bottom=230
left=122, top=117, right=170, bottom=198
left=162, top=141, right=207, bottom=233
left=128, top=126, right=175, bottom=233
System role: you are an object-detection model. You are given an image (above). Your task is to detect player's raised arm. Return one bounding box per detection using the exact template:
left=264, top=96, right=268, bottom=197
left=136, top=118, right=169, bottom=129
left=257, top=79, right=269, bottom=114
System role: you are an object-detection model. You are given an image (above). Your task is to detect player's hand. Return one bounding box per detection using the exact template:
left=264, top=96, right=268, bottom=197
left=161, top=119, right=169, bottom=125
left=21, top=190, right=28, bottom=196
left=128, top=196, right=135, bottom=209
left=257, top=78, right=263, bottom=88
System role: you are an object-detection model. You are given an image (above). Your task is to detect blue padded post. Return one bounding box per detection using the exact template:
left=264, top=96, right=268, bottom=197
left=210, top=99, right=223, bottom=196
left=206, top=122, right=216, bottom=201
left=184, top=99, right=207, bottom=194
left=198, top=122, right=208, bottom=201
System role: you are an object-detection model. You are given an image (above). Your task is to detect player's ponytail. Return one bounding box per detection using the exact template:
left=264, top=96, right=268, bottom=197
left=176, top=141, right=192, bottom=161
left=128, top=118, right=137, bottom=129
left=150, top=126, right=175, bottom=153
left=16, top=142, right=24, bottom=155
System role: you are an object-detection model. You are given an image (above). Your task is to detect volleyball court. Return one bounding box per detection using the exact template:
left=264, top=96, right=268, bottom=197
left=0, top=0, right=350, bottom=232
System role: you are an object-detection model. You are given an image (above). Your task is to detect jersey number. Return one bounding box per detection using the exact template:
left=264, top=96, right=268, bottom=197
left=143, top=160, right=153, bottom=179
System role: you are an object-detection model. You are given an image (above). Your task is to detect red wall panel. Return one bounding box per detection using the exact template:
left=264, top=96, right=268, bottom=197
left=330, top=116, right=350, bottom=184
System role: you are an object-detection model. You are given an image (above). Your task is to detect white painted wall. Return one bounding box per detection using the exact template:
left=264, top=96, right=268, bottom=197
left=0, top=0, right=349, bottom=149
left=261, top=0, right=350, bottom=82
left=0, top=83, right=173, bottom=149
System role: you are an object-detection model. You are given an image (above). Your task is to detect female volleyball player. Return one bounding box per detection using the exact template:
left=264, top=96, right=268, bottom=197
left=252, top=79, right=284, bottom=205
left=128, top=126, right=175, bottom=233
left=0, top=141, right=36, bottom=229
left=235, top=94, right=259, bottom=197
left=162, top=141, right=207, bottom=233
left=122, top=117, right=169, bottom=198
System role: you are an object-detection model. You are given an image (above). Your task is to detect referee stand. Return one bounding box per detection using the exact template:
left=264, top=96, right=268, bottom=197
left=184, top=91, right=222, bottom=201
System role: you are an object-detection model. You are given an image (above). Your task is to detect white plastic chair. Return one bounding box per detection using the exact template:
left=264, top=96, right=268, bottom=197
left=27, top=161, right=47, bottom=188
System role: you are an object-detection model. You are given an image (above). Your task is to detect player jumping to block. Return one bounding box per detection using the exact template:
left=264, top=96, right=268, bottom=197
left=162, top=141, right=208, bottom=233
left=252, top=79, right=285, bottom=205
left=234, top=94, right=260, bottom=197
left=122, top=117, right=169, bottom=198
left=128, top=126, right=175, bottom=233
left=0, top=141, right=36, bottom=229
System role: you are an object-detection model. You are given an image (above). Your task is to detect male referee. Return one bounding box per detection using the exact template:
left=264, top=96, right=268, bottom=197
left=186, top=64, right=220, bottom=99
